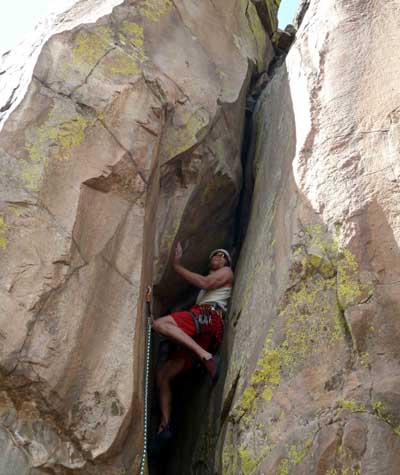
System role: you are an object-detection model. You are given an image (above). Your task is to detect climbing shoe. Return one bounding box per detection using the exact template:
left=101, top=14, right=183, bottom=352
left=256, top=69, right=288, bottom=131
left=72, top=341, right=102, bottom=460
left=148, top=424, right=173, bottom=459
left=203, top=355, right=221, bottom=384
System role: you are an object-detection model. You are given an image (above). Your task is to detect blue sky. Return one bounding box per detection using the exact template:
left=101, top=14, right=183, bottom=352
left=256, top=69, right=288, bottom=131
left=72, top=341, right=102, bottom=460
left=278, top=0, right=301, bottom=27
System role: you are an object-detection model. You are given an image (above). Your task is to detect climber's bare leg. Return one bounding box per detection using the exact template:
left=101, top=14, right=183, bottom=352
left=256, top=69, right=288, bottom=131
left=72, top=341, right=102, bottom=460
left=156, top=358, right=185, bottom=433
left=153, top=316, right=212, bottom=361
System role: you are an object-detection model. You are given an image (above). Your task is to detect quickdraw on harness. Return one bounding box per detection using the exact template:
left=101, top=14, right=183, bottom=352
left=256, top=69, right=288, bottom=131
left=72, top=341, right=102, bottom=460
left=139, top=286, right=153, bottom=475
left=190, top=303, right=223, bottom=336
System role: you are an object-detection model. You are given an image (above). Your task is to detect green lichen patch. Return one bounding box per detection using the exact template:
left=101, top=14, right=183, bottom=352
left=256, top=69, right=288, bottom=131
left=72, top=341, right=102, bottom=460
left=22, top=162, right=43, bottom=192
left=118, top=21, right=147, bottom=61
left=278, top=458, right=289, bottom=475
left=337, top=248, right=366, bottom=309
left=327, top=466, right=361, bottom=475
left=222, top=426, right=239, bottom=475
left=276, top=438, right=314, bottom=474
left=337, top=399, right=400, bottom=438
left=304, top=224, right=339, bottom=258
left=331, top=443, right=362, bottom=475
left=232, top=225, right=372, bottom=426
left=239, top=445, right=273, bottom=475
left=105, top=50, right=141, bottom=75
left=266, top=0, right=280, bottom=33
left=246, top=1, right=268, bottom=70
left=9, top=205, right=23, bottom=217
left=393, top=426, right=400, bottom=437
left=26, top=113, right=88, bottom=162
left=359, top=351, right=369, bottom=368
left=70, top=23, right=147, bottom=78
left=338, top=399, right=367, bottom=413
left=274, top=439, right=314, bottom=475
left=233, top=262, right=345, bottom=424
left=24, top=106, right=92, bottom=191
left=372, top=399, right=400, bottom=431
left=235, top=386, right=257, bottom=420
left=163, top=108, right=210, bottom=159
left=71, top=26, right=113, bottom=67
left=229, top=224, right=375, bottom=473
left=287, top=439, right=313, bottom=465
left=0, top=217, right=8, bottom=250
left=138, top=0, right=172, bottom=22
left=223, top=417, right=276, bottom=475
left=303, top=224, right=374, bottom=310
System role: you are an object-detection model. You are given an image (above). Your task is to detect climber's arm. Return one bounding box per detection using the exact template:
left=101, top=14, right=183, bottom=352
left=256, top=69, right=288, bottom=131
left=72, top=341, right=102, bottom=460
left=172, top=242, right=233, bottom=289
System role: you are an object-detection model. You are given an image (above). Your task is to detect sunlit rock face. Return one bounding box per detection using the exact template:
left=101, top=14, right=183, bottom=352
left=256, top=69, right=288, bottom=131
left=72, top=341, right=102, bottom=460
left=0, top=0, right=125, bottom=128
left=220, top=0, right=400, bottom=473
left=0, top=0, right=273, bottom=473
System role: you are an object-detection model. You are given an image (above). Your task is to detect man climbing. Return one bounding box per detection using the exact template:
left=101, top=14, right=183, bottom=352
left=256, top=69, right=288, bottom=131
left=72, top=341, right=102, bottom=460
left=152, top=242, right=234, bottom=437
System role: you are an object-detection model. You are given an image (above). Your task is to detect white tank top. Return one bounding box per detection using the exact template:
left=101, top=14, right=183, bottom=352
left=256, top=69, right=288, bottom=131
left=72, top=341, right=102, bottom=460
left=196, top=286, right=232, bottom=312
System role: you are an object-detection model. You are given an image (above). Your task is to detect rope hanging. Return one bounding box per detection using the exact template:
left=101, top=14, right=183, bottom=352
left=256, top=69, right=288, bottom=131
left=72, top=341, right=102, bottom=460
left=139, top=286, right=153, bottom=475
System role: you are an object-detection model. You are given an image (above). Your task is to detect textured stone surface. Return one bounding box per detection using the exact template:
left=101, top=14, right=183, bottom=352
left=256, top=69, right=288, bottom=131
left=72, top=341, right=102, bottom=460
left=0, top=0, right=274, bottom=473
left=4, top=0, right=399, bottom=473
left=0, top=0, right=124, bottom=128
left=218, top=0, right=400, bottom=473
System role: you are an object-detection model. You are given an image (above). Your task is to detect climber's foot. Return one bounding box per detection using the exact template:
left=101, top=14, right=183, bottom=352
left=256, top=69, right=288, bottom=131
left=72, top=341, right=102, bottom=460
left=203, top=355, right=221, bottom=384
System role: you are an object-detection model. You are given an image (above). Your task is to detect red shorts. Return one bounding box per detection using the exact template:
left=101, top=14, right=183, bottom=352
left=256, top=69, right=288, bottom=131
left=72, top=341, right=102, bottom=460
left=169, top=304, right=224, bottom=371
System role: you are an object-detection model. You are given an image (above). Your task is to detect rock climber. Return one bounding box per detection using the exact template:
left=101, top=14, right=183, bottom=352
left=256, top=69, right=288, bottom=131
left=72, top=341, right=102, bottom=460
left=152, top=242, right=234, bottom=437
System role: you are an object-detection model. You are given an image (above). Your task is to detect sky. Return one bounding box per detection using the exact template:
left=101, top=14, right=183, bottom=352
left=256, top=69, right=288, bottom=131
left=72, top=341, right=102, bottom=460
left=278, top=0, right=301, bottom=28
left=0, top=0, right=300, bottom=55
left=0, top=0, right=76, bottom=54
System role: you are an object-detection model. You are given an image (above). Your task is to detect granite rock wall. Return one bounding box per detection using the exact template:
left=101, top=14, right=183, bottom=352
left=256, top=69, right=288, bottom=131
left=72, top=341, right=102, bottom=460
left=219, top=0, right=400, bottom=473
left=0, top=0, right=275, bottom=473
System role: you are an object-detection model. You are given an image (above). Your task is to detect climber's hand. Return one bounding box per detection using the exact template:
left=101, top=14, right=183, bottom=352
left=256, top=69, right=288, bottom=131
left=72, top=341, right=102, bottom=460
left=173, top=242, right=183, bottom=267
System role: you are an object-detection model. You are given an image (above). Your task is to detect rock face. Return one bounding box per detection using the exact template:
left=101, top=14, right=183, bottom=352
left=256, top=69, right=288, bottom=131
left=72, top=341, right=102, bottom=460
left=219, top=0, right=400, bottom=474
left=0, top=0, right=274, bottom=473
left=2, top=0, right=399, bottom=473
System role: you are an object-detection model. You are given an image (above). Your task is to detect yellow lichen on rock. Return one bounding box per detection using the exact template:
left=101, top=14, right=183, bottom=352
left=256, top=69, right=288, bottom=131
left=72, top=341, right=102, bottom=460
left=337, top=248, right=363, bottom=309
left=26, top=114, right=88, bottom=161
left=267, top=437, right=313, bottom=475
left=164, top=108, right=210, bottom=159
left=106, top=50, right=141, bottom=76
left=138, top=0, right=172, bottom=22
left=222, top=426, right=240, bottom=475
left=233, top=273, right=344, bottom=423
left=287, top=439, right=313, bottom=465
left=24, top=108, right=90, bottom=191
left=72, top=26, right=113, bottom=66
left=246, top=1, right=268, bottom=71
left=119, top=21, right=147, bottom=62
left=265, top=0, right=281, bottom=34
left=278, top=458, right=289, bottom=475
left=239, top=444, right=273, bottom=475
left=338, top=399, right=367, bottom=413
left=0, top=217, right=8, bottom=250
left=233, top=226, right=354, bottom=426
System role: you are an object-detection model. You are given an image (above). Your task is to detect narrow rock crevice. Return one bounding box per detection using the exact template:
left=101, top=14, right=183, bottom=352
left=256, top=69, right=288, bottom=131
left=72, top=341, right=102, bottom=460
left=147, top=64, right=277, bottom=475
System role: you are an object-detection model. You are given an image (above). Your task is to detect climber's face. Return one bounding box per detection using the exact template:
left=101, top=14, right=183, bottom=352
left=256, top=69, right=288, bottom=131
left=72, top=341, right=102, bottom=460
left=209, top=252, right=228, bottom=270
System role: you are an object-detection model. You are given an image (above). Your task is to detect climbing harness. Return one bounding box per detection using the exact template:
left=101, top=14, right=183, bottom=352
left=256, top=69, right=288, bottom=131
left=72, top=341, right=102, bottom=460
left=191, top=303, right=224, bottom=336
left=139, top=286, right=153, bottom=475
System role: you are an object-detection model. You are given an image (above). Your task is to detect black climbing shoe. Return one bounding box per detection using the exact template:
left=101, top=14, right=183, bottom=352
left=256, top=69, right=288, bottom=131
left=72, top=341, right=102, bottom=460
left=158, top=424, right=173, bottom=442
left=148, top=424, right=173, bottom=459
left=203, top=355, right=221, bottom=384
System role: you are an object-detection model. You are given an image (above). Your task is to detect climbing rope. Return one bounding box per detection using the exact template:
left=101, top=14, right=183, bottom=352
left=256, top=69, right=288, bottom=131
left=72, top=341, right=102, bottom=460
left=139, top=286, right=153, bottom=475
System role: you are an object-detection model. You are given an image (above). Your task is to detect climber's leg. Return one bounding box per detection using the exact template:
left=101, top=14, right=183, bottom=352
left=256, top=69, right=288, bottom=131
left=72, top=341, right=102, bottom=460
left=153, top=315, right=212, bottom=361
left=156, top=358, right=185, bottom=433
